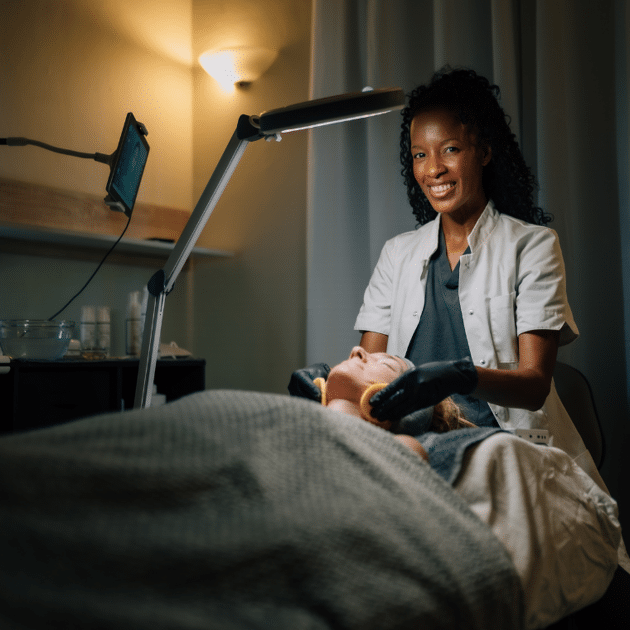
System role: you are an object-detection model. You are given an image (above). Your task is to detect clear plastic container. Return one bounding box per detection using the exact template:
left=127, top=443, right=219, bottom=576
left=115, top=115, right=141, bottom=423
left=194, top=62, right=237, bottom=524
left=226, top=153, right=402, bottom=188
left=0, top=319, right=75, bottom=360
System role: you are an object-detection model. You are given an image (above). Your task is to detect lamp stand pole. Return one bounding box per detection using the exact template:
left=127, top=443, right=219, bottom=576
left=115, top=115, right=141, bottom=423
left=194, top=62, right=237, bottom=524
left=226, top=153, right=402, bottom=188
left=134, top=115, right=266, bottom=408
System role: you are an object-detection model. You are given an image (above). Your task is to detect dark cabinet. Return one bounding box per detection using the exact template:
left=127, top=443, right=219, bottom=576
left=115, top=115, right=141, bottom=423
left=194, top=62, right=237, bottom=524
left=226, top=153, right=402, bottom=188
left=0, top=358, right=206, bottom=433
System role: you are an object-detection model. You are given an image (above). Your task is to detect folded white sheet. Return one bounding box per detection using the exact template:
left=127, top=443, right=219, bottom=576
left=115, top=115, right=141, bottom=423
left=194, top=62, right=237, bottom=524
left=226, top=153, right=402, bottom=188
left=453, top=433, right=621, bottom=630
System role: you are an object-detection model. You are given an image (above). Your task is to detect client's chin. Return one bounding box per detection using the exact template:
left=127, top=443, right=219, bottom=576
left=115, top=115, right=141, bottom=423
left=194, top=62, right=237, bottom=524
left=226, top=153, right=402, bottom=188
left=324, top=367, right=362, bottom=407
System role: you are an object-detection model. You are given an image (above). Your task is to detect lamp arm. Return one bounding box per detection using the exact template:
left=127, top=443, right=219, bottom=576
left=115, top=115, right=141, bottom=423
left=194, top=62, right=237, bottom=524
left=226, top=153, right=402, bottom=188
left=161, top=120, right=260, bottom=294
left=133, top=115, right=264, bottom=409
left=132, top=88, right=405, bottom=409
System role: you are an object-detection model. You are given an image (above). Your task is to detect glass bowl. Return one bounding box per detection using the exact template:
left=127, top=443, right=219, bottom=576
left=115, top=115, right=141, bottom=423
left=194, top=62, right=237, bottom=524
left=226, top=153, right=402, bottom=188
left=0, top=319, right=75, bottom=360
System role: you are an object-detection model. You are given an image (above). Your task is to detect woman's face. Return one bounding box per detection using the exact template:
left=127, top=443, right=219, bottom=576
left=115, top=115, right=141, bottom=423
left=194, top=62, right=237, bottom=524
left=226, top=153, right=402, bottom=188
left=410, top=108, right=491, bottom=222
left=325, top=346, right=408, bottom=404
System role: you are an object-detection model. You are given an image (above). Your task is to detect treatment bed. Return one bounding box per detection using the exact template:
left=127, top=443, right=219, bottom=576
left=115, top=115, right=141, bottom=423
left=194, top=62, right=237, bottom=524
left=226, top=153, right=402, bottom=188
left=0, top=390, right=623, bottom=629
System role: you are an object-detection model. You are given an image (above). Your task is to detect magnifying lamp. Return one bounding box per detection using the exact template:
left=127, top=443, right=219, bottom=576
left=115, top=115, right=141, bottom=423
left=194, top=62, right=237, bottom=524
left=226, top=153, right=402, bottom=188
left=134, top=87, right=406, bottom=408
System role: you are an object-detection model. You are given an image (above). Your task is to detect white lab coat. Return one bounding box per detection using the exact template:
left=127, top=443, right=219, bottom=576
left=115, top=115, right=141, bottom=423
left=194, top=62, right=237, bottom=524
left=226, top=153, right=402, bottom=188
left=356, top=201, right=630, bottom=571
left=354, top=201, right=598, bottom=480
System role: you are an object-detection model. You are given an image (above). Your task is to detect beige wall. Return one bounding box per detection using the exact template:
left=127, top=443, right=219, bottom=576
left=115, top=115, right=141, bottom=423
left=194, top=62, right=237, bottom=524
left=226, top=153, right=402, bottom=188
left=0, top=0, right=194, bottom=210
left=191, top=0, right=310, bottom=391
left=0, top=0, right=310, bottom=393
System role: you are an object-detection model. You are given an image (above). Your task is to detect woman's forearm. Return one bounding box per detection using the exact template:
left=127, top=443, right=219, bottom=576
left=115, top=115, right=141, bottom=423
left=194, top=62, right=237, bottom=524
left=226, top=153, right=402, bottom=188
left=472, top=366, right=552, bottom=411
left=359, top=331, right=388, bottom=353
left=471, top=330, right=560, bottom=411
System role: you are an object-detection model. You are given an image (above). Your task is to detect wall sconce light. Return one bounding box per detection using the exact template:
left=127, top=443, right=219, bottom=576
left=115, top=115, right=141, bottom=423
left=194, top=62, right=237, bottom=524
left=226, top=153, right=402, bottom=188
left=198, top=46, right=278, bottom=89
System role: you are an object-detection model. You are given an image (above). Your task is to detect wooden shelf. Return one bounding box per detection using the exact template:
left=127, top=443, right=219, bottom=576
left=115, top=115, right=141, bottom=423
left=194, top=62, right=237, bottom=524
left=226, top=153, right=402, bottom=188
left=0, top=177, right=233, bottom=262
left=0, top=223, right=232, bottom=259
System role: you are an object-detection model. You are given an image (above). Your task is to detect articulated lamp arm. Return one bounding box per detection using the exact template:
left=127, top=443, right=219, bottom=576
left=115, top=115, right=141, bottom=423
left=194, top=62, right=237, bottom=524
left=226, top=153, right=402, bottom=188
left=134, top=88, right=405, bottom=409
left=134, top=115, right=267, bottom=409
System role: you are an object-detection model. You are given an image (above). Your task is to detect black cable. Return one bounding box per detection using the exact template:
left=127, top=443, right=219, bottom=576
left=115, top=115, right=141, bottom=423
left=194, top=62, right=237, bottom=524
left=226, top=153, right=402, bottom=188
left=0, top=137, right=112, bottom=165
left=1, top=134, right=126, bottom=320
left=48, top=214, right=132, bottom=321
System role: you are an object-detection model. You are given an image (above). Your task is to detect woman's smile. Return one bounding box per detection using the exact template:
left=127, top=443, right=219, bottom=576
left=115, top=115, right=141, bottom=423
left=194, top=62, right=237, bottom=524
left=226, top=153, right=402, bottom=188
left=427, top=182, right=456, bottom=198
left=410, top=108, right=491, bottom=223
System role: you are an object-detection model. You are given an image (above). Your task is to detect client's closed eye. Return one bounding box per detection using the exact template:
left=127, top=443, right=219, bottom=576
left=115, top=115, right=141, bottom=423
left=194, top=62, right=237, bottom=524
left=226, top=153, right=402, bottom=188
left=380, top=360, right=399, bottom=373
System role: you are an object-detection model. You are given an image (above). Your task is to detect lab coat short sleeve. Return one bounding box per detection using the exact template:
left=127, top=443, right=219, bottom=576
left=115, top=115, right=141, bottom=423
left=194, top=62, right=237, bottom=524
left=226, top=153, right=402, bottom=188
left=514, top=227, right=578, bottom=346
left=355, top=237, right=397, bottom=336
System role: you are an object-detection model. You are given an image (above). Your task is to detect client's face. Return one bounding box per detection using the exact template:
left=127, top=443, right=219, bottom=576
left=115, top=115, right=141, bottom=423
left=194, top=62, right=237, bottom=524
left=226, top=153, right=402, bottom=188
left=325, top=346, right=408, bottom=404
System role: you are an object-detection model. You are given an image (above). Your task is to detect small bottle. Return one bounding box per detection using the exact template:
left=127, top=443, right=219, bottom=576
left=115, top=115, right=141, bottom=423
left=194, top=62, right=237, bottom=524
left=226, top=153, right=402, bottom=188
left=96, top=306, right=111, bottom=358
left=80, top=305, right=98, bottom=359
left=126, top=291, right=142, bottom=356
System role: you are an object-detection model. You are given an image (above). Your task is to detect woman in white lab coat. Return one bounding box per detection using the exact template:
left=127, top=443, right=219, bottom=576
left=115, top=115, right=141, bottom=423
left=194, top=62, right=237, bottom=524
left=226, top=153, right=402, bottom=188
left=290, top=66, right=630, bottom=573
left=354, top=67, right=590, bottom=468
left=292, top=67, right=592, bottom=482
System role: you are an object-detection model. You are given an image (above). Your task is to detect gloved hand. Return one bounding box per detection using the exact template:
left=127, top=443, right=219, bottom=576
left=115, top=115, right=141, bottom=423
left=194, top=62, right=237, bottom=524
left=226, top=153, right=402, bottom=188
left=369, top=357, right=478, bottom=422
left=288, top=363, right=331, bottom=402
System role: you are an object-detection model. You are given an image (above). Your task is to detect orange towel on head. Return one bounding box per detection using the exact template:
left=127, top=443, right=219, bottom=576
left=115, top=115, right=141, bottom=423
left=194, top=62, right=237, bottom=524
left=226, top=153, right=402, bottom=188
left=314, top=377, right=327, bottom=406
left=316, top=380, right=390, bottom=428
left=359, top=383, right=388, bottom=420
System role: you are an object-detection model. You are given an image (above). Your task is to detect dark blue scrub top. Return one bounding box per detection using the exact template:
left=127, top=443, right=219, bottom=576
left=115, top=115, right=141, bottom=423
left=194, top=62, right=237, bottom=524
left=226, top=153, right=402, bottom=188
left=406, top=229, right=498, bottom=428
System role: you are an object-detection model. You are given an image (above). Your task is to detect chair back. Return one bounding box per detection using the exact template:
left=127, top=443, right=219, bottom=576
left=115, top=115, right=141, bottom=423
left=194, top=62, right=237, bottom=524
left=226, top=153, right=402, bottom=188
left=553, top=361, right=605, bottom=469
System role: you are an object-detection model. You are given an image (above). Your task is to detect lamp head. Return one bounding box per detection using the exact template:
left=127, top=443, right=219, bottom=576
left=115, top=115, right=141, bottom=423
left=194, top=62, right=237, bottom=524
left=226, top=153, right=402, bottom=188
left=257, top=87, right=406, bottom=135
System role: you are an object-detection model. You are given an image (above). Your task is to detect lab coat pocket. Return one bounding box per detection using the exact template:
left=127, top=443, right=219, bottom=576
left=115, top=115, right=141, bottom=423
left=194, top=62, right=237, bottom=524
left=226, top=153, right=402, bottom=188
left=489, top=292, right=518, bottom=366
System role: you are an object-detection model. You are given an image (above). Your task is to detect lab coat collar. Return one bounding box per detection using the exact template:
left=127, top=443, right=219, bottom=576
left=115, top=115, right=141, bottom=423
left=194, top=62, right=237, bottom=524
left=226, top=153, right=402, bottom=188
left=466, top=200, right=499, bottom=253
left=419, top=199, right=499, bottom=262
left=419, top=215, right=441, bottom=262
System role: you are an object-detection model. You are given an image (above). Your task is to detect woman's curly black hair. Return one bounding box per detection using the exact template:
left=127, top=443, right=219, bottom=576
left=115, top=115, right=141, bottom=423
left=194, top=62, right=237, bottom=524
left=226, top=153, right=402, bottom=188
left=400, top=67, right=552, bottom=226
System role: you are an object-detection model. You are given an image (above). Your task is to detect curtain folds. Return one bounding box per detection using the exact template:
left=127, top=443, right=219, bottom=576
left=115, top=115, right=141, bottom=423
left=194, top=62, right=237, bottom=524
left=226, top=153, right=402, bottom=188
left=308, top=0, right=630, bottom=513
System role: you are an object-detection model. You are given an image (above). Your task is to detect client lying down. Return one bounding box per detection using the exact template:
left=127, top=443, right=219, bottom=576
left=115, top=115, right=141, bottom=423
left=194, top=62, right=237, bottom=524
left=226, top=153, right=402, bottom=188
left=299, top=346, right=627, bottom=628
left=311, top=346, right=475, bottom=460
left=0, top=350, right=623, bottom=630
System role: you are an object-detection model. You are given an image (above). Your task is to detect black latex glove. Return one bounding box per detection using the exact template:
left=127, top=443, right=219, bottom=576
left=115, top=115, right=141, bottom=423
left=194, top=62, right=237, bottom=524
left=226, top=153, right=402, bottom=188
left=369, top=357, right=478, bottom=422
left=288, top=362, right=331, bottom=402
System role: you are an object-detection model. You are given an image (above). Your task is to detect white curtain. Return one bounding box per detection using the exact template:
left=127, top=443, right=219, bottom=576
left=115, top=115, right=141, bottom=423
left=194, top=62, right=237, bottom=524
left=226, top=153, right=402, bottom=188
left=307, top=0, right=630, bottom=515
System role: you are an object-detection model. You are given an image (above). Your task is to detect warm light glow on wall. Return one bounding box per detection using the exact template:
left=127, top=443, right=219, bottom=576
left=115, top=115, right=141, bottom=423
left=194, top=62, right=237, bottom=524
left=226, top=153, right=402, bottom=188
left=198, top=47, right=278, bottom=90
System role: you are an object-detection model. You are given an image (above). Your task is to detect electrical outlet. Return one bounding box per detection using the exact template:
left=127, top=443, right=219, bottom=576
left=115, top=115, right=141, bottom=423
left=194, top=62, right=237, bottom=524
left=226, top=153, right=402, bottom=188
left=512, top=428, right=549, bottom=445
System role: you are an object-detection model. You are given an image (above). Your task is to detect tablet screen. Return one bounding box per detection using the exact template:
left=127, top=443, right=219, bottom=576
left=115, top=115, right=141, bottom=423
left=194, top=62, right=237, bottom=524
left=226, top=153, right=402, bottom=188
left=105, top=113, right=149, bottom=217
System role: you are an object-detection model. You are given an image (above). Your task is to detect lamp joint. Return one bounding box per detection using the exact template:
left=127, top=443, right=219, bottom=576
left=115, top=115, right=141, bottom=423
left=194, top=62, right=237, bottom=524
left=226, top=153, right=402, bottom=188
left=148, top=269, right=167, bottom=297
left=236, top=115, right=265, bottom=141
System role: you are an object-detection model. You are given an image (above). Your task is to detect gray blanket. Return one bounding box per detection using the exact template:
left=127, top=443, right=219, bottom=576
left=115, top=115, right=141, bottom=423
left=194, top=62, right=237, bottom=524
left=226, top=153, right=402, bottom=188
left=0, top=390, right=524, bottom=629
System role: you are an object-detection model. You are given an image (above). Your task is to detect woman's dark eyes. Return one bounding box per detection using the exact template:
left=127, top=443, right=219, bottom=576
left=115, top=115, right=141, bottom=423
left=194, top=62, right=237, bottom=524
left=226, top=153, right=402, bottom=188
left=412, top=147, right=458, bottom=159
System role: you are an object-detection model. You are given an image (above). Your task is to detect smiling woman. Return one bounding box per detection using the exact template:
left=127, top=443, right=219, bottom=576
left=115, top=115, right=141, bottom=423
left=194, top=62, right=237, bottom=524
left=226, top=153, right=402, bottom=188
left=410, top=108, right=491, bottom=266
left=349, top=67, right=604, bottom=489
